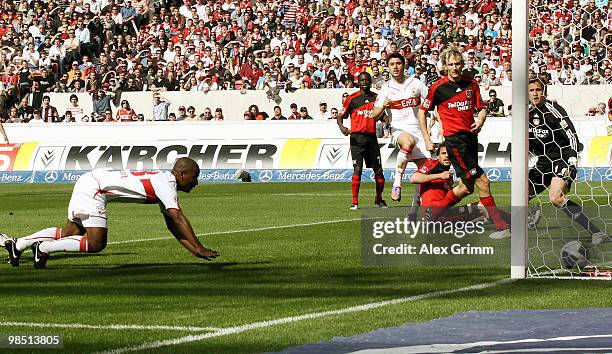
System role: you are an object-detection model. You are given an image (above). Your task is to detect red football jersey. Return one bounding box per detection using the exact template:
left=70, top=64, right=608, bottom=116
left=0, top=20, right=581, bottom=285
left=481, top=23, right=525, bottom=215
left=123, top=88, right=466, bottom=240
left=420, top=76, right=484, bottom=137
left=342, top=91, right=378, bottom=134
left=416, top=158, right=453, bottom=206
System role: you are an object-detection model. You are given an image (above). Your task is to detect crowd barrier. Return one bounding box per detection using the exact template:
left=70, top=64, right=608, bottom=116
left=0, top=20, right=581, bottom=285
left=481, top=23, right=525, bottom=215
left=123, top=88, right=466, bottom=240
left=43, top=85, right=612, bottom=121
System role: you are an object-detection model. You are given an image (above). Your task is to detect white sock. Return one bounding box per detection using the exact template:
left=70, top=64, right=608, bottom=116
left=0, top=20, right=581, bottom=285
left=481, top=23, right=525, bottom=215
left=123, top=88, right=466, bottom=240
left=39, top=235, right=88, bottom=254
left=16, top=227, right=61, bottom=251
left=394, top=147, right=411, bottom=187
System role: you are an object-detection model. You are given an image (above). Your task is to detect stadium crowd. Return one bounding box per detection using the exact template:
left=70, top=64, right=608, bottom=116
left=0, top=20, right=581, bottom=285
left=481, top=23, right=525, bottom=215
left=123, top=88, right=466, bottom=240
left=0, top=0, right=610, bottom=122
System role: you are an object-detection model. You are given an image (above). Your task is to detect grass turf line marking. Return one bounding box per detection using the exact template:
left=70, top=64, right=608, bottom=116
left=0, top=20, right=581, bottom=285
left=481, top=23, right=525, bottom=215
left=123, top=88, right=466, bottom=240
left=353, top=334, right=612, bottom=354
left=108, top=218, right=361, bottom=245
left=0, top=321, right=221, bottom=332
left=97, top=278, right=514, bottom=354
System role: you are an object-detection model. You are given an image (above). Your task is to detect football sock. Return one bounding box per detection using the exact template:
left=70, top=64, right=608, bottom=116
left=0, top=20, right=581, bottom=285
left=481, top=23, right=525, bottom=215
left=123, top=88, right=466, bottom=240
left=562, top=199, right=601, bottom=235
left=16, top=227, right=62, bottom=251
left=430, top=189, right=460, bottom=219
left=39, top=235, right=88, bottom=254
left=407, top=185, right=421, bottom=216
left=480, top=195, right=510, bottom=230
left=351, top=175, right=360, bottom=205
left=394, top=147, right=411, bottom=187
left=374, top=174, right=385, bottom=202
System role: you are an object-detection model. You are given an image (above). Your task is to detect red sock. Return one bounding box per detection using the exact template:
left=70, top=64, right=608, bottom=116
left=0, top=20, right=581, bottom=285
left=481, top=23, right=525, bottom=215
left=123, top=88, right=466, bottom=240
left=431, top=190, right=460, bottom=219
left=352, top=175, right=361, bottom=205
left=480, top=196, right=509, bottom=230
left=375, top=174, right=385, bottom=202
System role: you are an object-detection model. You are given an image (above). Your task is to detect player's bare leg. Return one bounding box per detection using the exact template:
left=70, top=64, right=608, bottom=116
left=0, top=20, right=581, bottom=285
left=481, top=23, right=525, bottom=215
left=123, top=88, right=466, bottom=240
left=549, top=177, right=608, bottom=245
left=392, top=133, right=417, bottom=201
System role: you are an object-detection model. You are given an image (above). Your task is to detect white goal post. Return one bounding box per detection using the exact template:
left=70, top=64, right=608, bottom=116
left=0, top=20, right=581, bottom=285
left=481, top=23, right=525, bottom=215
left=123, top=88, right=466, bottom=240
left=511, top=0, right=529, bottom=279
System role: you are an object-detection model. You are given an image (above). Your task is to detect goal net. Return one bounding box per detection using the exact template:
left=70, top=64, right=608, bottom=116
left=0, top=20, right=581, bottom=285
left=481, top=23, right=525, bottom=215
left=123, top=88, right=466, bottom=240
left=515, top=0, right=612, bottom=279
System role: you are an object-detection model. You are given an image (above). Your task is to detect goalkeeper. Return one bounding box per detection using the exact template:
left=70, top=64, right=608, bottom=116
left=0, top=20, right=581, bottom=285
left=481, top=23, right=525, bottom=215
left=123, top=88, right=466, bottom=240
left=528, top=78, right=608, bottom=245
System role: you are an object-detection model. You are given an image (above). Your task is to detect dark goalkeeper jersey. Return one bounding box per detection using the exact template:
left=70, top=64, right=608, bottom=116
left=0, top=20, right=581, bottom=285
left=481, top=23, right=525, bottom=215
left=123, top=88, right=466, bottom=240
left=529, top=100, right=580, bottom=161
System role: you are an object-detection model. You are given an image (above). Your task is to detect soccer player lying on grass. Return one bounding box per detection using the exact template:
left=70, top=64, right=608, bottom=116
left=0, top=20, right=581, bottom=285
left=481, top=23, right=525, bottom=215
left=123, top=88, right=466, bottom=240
left=2, top=157, right=219, bottom=269
left=527, top=78, right=609, bottom=246
left=410, top=144, right=510, bottom=224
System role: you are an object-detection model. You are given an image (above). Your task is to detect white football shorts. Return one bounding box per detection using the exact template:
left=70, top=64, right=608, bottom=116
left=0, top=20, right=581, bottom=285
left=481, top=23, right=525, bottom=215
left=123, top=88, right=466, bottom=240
left=67, top=171, right=108, bottom=228
left=390, top=126, right=431, bottom=161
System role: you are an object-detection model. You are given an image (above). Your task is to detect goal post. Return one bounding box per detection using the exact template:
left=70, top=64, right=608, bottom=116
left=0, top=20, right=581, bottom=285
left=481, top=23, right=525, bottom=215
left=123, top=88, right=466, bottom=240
left=511, top=0, right=529, bottom=279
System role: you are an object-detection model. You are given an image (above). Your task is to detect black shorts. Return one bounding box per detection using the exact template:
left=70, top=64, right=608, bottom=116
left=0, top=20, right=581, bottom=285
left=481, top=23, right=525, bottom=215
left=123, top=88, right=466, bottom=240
left=444, top=132, right=483, bottom=180
left=529, top=158, right=576, bottom=197
left=350, top=133, right=381, bottom=168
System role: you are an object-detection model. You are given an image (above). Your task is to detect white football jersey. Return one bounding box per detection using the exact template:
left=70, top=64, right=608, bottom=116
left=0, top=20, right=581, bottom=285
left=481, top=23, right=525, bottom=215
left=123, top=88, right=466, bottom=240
left=90, top=169, right=179, bottom=210
left=375, top=76, right=429, bottom=132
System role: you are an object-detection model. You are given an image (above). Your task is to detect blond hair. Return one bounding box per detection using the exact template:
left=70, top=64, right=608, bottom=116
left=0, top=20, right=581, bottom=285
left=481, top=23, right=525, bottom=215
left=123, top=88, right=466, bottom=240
left=440, top=45, right=464, bottom=67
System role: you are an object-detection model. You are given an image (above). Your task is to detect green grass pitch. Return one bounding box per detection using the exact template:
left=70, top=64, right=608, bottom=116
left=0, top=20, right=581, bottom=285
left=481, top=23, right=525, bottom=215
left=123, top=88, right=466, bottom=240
left=0, top=182, right=611, bottom=353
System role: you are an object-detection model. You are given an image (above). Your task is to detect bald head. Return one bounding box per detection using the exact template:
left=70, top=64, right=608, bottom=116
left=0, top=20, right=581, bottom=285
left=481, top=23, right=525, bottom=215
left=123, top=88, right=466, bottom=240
left=172, top=157, right=200, bottom=174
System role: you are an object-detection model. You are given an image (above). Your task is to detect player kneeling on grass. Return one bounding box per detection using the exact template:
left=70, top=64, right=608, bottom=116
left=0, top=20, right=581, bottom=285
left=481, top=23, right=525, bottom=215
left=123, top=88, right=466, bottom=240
left=1, top=157, right=219, bottom=269
left=338, top=72, right=387, bottom=210
left=527, top=78, right=609, bottom=246
left=417, top=45, right=510, bottom=240
left=410, top=145, right=510, bottom=224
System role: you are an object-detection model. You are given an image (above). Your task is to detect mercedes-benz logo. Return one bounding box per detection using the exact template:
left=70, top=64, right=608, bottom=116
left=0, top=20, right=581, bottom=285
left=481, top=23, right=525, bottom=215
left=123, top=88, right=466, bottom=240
left=605, top=168, right=612, bottom=181
left=486, top=168, right=501, bottom=181
left=44, top=171, right=58, bottom=183
left=259, top=170, right=273, bottom=182
left=369, top=171, right=375, bottom=181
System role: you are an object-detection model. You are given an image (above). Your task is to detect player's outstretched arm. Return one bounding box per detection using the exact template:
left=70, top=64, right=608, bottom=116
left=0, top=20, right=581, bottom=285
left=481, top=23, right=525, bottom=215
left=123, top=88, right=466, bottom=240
left=163, top=209, right=219, bottom=260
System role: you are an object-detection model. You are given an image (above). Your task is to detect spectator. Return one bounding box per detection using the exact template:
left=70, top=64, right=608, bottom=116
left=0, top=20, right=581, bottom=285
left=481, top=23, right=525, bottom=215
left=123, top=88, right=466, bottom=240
left=330, top=107, right=339, bottom=121
left=487, top=89, right=505, bottom=117
left=315, top=102, right=332, bottom=120
left=152, top=94, right=171, bottom=121
left=102, top=109, right=115, bottom=122
left=184, top=106, right=201, bottom=121
left=116, top=99, right=137, bottom=122
left=41, top=96, right=60, bottom=123
left=214, top=108, right=224, bottom=121
left=29, top=110, right=44, bottom=124
left=596, top=102, right=607, bottom=116
left=286, top=103, right=300, bottom=120
left=299, top=106, right=313, bottom=119
left=248, top=104, right=269, bottom=120
left=5, top=107, right=23, bottom=123
left=201, top=108, right=213, bottom=121
left=67, top=94, right=85, bottom=122
left=176, top=106, right=187, bottom=121
left=91, top=90, right=115, bottom=121
left=271, top=106, right=287, bottom=120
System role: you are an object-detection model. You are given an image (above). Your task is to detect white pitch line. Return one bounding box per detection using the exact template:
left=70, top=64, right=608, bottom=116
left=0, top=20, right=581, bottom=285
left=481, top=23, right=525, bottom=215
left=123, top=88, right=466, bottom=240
left=96, top=278, right=514, bottom=354
left=107, top=218, right=361, bottom=245
left=0, top=321, right=220, bottom=332
left=351, top=334, right=612, bottom=354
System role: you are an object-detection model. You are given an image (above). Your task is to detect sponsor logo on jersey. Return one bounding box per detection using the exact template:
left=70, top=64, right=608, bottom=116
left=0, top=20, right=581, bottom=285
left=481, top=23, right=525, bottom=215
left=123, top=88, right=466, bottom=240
left=533, top=118, right=540, bottom=125
left=422, top=99, right=431, bottom=109
left=447, top=100, right=473, bottom=111
left=388, top=97, right=420, bottom=109
left=466, top=89, right=473, bottom=99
